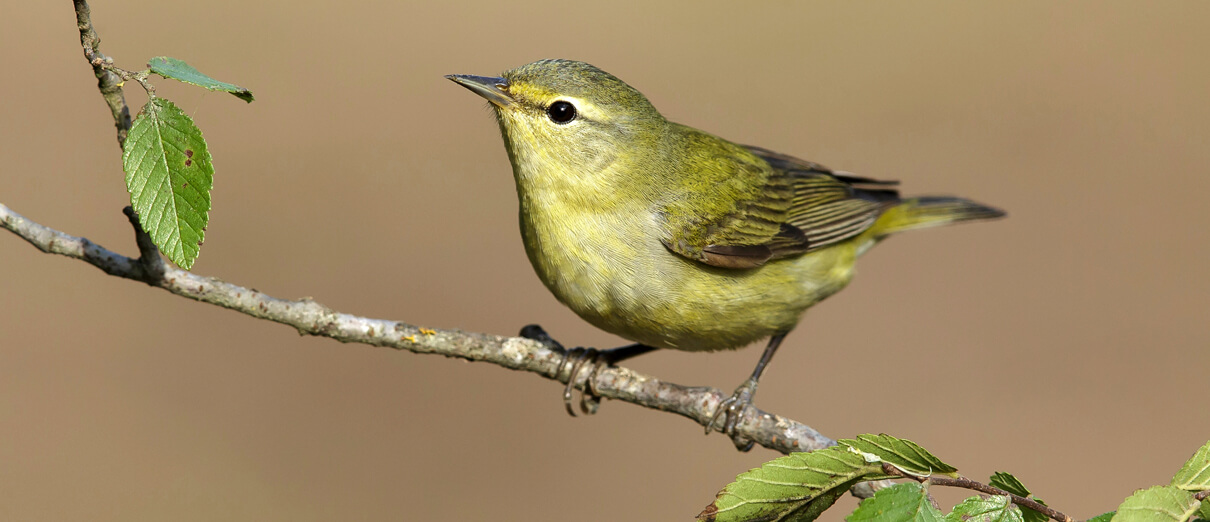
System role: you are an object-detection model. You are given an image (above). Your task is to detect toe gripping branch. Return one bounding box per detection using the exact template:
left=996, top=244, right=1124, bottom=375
left=519, top=324, right=657, bottom=417
left=519, top=324, right=787, bottom=453
left=708, top=378, right=760, bottom=451
left=520, top=324, right=606, bottom=416
left=707, top=332, right=788, bottom=452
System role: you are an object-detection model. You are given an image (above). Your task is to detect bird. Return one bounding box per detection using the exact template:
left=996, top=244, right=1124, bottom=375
left=447, top=59, right=1004, bottom=449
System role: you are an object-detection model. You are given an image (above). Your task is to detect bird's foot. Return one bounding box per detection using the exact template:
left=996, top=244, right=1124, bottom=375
left=707, top=378, right=759, bottom=452
left=519, top=324, right=607, bottom=416
left=520, top=324, right=657, bottom=417
left=559, top=346, right=610, bottom=416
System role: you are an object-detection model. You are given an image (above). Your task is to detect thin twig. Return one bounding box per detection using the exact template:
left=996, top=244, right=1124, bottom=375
left=100, top=64, right=157, bottom=97
left=73, top=0, right=131, bottom=146
left=882, top=463, right=1073, bottom=522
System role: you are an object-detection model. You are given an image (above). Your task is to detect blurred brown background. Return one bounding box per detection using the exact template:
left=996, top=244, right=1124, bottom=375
left=2, top=2, right=1208, bottom=521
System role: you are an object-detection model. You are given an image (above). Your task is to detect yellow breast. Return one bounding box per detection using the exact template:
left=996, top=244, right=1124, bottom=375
left=518, top=197, right=858, bottom=352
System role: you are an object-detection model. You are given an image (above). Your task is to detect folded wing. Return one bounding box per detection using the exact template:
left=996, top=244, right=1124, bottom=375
left=659, top=143, right=900, bottom=269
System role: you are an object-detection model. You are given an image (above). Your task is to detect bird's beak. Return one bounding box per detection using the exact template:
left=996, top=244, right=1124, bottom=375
left=445, top=74, right=513, bottom=108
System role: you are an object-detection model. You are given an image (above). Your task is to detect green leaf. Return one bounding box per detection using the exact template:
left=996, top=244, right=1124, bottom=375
left=989, top=472, right=1048, bottom=522
left=148, top=56, right=254, bottom=102
left=123, top=98, right=213, bottom=269
left=1019, top=507, right=1048, bottom=522
left=945, top=495, right=1024, bottom=522
left=698, top=446, right=892, bottom=522
left=1088, top=513, right=1117, bottom=522
left=1172, top=440, right=1210, bottom=491
left=1111, top=486, right=1199, bottom=522
left=847, top=483, right=944, bottom=522
left=990, top=472, right=1032, bottom=497
left=1190, top=503, right=1210, bottom=522
left=840, top=434, right=958, bottom=477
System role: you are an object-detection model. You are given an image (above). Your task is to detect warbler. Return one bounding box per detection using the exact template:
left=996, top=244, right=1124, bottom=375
left=447, top=59, right=1003, bottom=449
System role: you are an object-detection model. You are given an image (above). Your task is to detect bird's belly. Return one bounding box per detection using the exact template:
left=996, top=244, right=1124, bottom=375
left=522, top=209, right=858, bottom=352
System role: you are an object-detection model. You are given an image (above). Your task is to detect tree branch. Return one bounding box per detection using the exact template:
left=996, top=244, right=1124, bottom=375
left=74, top=0, right=132, bottom=146
left=882, top=463, right=1073, bottom=522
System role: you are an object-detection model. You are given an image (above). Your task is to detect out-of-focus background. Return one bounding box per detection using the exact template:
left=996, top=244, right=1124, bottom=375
left=2, top=2, right=1207, bottom=520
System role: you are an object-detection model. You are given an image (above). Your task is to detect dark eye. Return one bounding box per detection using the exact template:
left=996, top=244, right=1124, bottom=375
left=546, top=100, right=577, bottom=124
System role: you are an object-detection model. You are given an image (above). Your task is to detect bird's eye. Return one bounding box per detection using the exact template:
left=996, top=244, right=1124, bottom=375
left=546, top=101, right=577, bottom=124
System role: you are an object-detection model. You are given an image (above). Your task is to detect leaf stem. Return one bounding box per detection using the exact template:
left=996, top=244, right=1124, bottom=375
left=104, top=65, right=157, bottom=98
left=881, top=463, right=1073, bottom=522
left=75, top=0, right=156, bottom=106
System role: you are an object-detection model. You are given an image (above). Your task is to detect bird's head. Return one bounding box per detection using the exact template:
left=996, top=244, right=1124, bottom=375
left=447, top=60, right=666, bottom=204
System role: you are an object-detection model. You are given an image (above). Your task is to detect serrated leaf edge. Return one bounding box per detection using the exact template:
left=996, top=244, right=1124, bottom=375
left=848, top=482, right=944, bottom=522
left=945, top=494, right=1023, bottom=522
left=840, top=434, right=958, bottom=477
left=715, top=450, right=867, bottom=512
left=990, top=471, right=1032, bottom=497
left=1173, top=441, right=1210, bottom=491
left=122, top=98, right=211, bottom=269
left=1113, top=486, right=1200, bottom=522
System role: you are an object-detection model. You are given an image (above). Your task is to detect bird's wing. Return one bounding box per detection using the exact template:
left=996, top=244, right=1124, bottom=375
left=658, top=143, right=900, bottom=269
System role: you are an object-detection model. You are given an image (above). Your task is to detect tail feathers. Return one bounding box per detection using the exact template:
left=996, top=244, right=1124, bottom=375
left=868, top=196, right=1006, bottom=239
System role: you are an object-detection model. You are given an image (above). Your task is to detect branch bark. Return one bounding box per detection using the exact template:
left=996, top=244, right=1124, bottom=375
left=74, top=0, right=131, bottom=146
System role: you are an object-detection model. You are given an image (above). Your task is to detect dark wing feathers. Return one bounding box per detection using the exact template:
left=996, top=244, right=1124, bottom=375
left=661, top=145, right=901, bottom=270
left=747, top=146, right=901, bottom=255
left=700, top=223, right=811, bottom=268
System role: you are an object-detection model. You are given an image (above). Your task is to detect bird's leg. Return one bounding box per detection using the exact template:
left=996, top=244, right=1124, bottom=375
left=519, top=324, right=658, bottom=416
left=708, top=333, right=788, bottom=451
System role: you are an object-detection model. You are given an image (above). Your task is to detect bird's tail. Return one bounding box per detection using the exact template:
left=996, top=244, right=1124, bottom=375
left=865, top=196, right=1006, bottom=241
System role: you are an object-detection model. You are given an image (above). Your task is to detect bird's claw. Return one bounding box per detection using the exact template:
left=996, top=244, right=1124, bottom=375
left=557, top=347, right=609, bottom=416
left=521, top=325, right=604, bottom=416
left=707, top=379, right=758, bottom=451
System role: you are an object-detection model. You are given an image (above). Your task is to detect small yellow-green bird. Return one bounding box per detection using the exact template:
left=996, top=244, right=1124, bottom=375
left=448, top=59, right=1003, bottom=448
